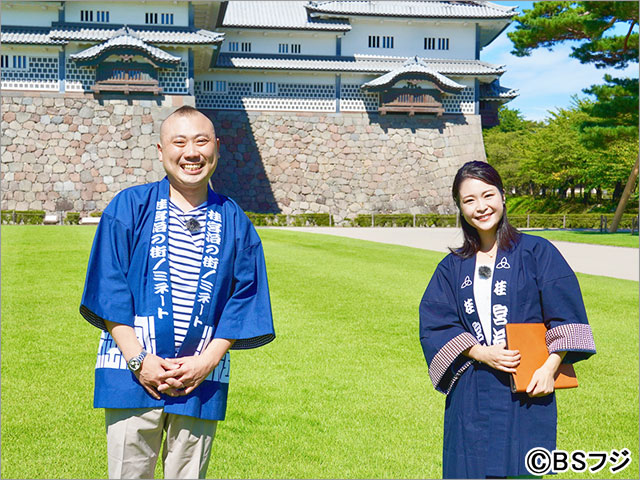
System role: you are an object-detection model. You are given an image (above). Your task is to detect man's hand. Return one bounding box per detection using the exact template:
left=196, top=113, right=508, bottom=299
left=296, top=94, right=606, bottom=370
left=135, top=353, right=180, bottom=400
left=158, top=355, right=215, bottom=396
left=157, top=338, right=235, bottom=397
left=465, top=343, right=520, bottom=373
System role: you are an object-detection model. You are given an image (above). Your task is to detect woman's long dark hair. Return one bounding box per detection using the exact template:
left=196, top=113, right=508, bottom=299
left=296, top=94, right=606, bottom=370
left=449, top=161, right=521, bottom=258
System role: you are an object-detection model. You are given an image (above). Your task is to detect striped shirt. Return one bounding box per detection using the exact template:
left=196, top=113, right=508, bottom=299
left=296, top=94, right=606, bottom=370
left=168, top=199, right=207, bottom=353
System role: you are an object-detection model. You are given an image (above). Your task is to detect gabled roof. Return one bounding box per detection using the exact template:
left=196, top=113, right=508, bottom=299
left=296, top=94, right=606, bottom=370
left=479, top=82, right=518, bottom=101
left=1, top=26, right=65, bottom=45
left=49, top=24, right=224, bottom=44
left=69, top=27, right=181, bottom=66
left=306, top=1, right=516, bottom=19
left=222, top=1, right=351, bottom=31
left=215, top=53, right=505, bottom=76
left=361, top=57, right=465, bottom=92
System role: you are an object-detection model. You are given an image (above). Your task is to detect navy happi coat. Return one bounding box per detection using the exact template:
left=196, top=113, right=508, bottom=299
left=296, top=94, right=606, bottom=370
left=419, top=234, right=595, bottom=478
left=80, top=177, right=275, bottom=420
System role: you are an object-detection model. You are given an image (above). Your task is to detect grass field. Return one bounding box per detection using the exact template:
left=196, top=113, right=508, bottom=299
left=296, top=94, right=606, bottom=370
left=523, top=229, right=639, bottom=248
left=1, top=226, right=638, bottom=479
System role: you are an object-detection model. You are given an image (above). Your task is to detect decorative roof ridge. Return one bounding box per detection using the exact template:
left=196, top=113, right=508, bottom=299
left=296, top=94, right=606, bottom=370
left=362, top=56, right=466, bottom=92
left=306, top=0, right=517, bottom=18
left=69, top=28, right=181, bottom=65
left=51, top=22, right=202, bottom=33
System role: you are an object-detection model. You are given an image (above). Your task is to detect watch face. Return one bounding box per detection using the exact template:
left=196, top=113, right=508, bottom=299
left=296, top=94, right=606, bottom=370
left=129, top=358, right=141, bottom=371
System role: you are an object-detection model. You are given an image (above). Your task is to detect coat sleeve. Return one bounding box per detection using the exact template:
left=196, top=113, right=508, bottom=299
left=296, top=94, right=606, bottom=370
left=535, top=239, right=596, bottom=364
left=79, top=213, right=135, bottom=331
left=213, top=214, right=275, bottom=350
left=419, top=256, right=479, bottom=394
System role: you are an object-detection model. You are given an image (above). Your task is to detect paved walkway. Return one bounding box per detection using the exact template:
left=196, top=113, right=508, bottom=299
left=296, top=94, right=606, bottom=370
left=271, top=227, right=639, bottom=282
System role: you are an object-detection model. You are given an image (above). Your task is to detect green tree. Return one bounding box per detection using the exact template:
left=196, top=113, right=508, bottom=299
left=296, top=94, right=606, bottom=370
left=508, top=1, right=638, bottom=230
left=483, top=107, right=540, bottom=195
left=508, top=2, right=638, bottom=68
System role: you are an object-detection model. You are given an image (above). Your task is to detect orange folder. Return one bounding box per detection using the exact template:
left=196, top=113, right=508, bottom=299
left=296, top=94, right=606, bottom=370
left=505, top=323, right=578, bottom=393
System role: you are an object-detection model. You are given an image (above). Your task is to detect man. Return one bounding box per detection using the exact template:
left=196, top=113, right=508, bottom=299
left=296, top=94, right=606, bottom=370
left=80, top=106, right=275, bottom=479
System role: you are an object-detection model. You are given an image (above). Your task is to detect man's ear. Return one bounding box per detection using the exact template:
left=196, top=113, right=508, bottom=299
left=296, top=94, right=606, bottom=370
left=157, top=143, right=163, bottom=161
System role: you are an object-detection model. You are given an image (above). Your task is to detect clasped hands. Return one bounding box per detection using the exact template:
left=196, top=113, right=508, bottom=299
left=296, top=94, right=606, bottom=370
left=135, top=353, right=214, bottom=400
left=465, top=343, right=559, bottom=398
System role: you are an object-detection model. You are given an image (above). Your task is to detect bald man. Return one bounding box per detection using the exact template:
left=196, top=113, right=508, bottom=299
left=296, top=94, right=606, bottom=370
left=81, top=106, right=275, bottom=479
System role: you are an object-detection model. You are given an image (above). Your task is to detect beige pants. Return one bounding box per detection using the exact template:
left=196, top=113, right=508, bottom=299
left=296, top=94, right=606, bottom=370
left=105, top=408, right=217, bottom=479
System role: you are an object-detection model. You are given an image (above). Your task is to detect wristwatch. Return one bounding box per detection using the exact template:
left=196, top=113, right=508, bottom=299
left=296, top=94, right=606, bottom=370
left=127, top=349, right=147, bottom=372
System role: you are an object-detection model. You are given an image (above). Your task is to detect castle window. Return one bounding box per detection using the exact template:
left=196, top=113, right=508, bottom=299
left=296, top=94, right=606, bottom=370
left=96, top=11, right=109, bottom=23
left=368, top=35, right=380, bottom=48
left=12, top=55, right=28, bottom=70
left=291, top=44, right=301, bottom=54
left=424, top=37, right=449, bottom=50
left=278, top=43, right=289, bottom=54
left=1, top=55, right=8, bottom=69
left=265, top=82, right=277, bottom=95
left=80, top=10, right=94, bottom=22
left=215, top=80, right=227, bottom=93
left=161, top=13, right=174, bottom=25
left=203, top=80, right=227, bottom=93
left=252, top=81, right=264, bottom=94
left=228, top=42, right=239, bottom=52
left=382, top=36, right=394, bottom=48
left=241, top=42, right=252, bottom=52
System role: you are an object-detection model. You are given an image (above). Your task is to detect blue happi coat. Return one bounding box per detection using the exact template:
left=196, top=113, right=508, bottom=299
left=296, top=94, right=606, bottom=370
left=419, top=233, right=595, bottom=478
left=80, top=177, right=275, bottom=421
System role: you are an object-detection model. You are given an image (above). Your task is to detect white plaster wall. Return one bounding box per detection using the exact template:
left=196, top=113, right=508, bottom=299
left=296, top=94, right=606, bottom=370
left=221, top=31, right=336, bottom=56
left=65, top=1, right=189, bottom=26
left=341, top=18, right=476, bottom=60
left=201, top=71, right=336, bottom=84
left=2, top=3, right=59, bottom=26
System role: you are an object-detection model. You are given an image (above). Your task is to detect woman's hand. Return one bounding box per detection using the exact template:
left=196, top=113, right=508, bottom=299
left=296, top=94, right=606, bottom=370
left=526, top=352, right=566, bottom=397
left=465, top=343, right=520, bottom=373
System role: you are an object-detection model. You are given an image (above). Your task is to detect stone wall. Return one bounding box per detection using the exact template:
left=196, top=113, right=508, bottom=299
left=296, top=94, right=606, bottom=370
left=208, top=110, right=485, bottom=220
left=1, top=92, right=190, bottom=214
left=2, top=92, right=486, bottom=221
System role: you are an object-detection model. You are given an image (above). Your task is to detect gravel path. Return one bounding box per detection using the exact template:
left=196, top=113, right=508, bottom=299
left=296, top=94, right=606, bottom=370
left=269, top=227, right=638, bottom=282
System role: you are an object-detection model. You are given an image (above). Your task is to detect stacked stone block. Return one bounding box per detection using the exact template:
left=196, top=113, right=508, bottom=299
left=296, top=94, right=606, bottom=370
left=2, top=92, right=486, bottom=221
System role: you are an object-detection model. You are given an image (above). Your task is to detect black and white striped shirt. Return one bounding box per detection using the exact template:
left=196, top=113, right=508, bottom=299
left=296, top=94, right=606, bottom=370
left=168, top=200, right=207, bottom=353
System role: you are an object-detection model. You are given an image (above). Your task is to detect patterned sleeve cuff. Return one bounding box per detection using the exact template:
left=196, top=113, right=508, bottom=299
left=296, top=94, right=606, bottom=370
left=79, top=304, right=108, bottom=331
left=429, top=332, right=479, bottom=392
left=546, top=323, right=596, bottom=354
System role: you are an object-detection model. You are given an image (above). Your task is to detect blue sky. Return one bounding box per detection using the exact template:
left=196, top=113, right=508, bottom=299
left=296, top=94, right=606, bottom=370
left=481, top=1, right=639, bottom=121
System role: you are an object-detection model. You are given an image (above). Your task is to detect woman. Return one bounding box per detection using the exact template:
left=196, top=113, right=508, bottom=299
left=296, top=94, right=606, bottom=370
left=419, top=161, right=596, bottom=478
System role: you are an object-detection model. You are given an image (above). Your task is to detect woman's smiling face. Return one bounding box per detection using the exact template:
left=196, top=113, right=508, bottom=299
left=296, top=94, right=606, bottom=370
left=457, top=177, right=504, bottom=236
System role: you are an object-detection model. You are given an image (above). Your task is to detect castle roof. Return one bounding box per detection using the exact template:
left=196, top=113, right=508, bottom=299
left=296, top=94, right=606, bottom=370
left=361, top=56, right=466, bottom=92
left=306, top=1, right=516, bottom=19
left=68, top=27, right=182, bottom=65
left=215, top=53, right=505, bottom=76
left=49, top=24, right=224, bottom=44
left=221, top=1, right=351, bottom=31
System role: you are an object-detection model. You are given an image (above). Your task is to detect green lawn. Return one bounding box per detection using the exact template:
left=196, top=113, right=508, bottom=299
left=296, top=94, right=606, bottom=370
left=523, top=229, right=639, bottom=248
left=1, top=226, right=638, bottom=479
